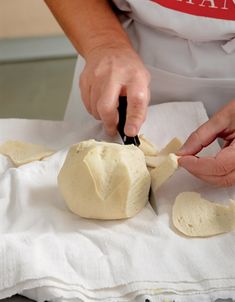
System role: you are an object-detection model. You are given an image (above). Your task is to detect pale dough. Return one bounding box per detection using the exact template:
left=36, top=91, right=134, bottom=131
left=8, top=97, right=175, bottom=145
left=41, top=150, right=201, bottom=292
left=150, top=153, right=179, bottom=190
left=158, top=137, right=182, bottom=156
left=143, top=137, right=181, bottom=189
left=57, top=135, right=235, bottom=236
left=173, top=192, right=235, bottom=237
left=145, top=137, right=182, bottom=169
left=139, top=134, right=158, bottom=156
left=0, top=140, right=54, bottom=166
left=58, top=140, right=151, bottom=220
left=145, top=155, right=165, bottom=169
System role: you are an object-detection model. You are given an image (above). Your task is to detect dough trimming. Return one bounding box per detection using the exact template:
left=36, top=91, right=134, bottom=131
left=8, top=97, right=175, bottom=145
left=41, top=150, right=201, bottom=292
left=0, top=140, right=54, bottom=166
left=173, top=192, right=235, bottom=237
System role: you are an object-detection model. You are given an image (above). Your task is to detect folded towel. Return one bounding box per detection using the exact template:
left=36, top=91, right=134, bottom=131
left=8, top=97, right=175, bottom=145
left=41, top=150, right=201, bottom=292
left=0, top=102, right=235, bottom=302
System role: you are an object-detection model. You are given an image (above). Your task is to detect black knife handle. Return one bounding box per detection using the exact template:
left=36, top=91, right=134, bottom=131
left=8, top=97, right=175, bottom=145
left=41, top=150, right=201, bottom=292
left=117, top=96, right=140, bottom=146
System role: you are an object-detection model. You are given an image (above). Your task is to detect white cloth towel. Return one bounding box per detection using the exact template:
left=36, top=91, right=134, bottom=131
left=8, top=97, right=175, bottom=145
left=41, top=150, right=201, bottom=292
left=0, top=102, right=235, bottom=302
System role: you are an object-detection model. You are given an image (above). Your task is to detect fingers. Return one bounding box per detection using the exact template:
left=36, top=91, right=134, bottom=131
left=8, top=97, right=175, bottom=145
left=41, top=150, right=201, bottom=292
left=179, top=155, right=235, bottom=187
left=96, top=83, right=121, bottom=136
left=125, top=83, right=150, bottom=136
left=178, top=113, right=227, bottom=156
left=80, top=71, right=120, bottom=134
left=178, top=144, right=235, bottom=187
left=179, top=155, right=229, bottom=177
left=78, top=45, right=151, bottom=136
left=179, top=145, right=235, bottom=176
left=80, top=76, right=150, bottom=137
left=90, top=82, right=102, bottom=120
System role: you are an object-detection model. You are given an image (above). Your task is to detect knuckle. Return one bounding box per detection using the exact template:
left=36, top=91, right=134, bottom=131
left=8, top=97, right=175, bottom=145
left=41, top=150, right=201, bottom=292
left=129, top=92, right=148, bottom=110
left=133, top=69, right=145, bottom=79
left=99, top=103, right=113, bottom=116
left=136, top=69, right=151, bottom=85
left=97, top=101, right=116, bottom=121
left=127, top=112, right=145, bottom=124
left=132, top=95, right=146, bottom=109
left=134, top=68, right=150, bottom=82
left=214, top=161, right=229, bottom=176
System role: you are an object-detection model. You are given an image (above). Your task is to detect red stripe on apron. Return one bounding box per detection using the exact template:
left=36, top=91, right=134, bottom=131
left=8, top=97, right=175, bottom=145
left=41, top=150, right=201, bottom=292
left=151, top=0, right=235, bottom=20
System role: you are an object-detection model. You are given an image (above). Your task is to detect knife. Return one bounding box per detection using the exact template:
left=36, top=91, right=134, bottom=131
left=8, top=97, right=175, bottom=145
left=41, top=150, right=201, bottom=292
left=117, top=96, right=140, bottom=146
left=117, top=96, right=153, bottom=203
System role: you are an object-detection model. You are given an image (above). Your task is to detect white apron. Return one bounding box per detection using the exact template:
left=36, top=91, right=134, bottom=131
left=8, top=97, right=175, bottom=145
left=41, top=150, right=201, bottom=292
left=64, top=0, right=235, bottom=124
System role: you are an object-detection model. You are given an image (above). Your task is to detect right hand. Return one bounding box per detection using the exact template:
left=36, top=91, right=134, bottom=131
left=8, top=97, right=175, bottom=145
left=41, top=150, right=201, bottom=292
left=79, top=45, right=151, bottom=136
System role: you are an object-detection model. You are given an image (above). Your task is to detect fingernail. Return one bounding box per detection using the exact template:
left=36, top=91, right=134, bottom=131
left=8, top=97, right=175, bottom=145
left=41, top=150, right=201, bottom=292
left=125, top=125, right=137, bottom=136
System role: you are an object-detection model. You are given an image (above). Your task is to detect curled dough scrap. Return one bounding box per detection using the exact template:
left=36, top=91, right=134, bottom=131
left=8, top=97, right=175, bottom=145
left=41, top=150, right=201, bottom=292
left=173, top=192, right=235, bottom=237
left=0, top=140, right=55, bottom=166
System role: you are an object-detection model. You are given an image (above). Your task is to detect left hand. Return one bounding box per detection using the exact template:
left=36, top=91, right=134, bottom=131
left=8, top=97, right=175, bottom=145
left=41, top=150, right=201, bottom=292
left=177, top=100, right=235, bottom=187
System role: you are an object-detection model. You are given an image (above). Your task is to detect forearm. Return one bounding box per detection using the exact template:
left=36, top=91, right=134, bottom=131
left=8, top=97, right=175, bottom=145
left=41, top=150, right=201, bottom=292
left=44, top=0, right=132, bottom=58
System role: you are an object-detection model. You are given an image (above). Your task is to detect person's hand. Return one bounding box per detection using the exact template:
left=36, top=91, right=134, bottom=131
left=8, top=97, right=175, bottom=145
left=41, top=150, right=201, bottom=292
left=79, top=45, right=150, bottom=136
left=177, top=100, right=235, bottom=187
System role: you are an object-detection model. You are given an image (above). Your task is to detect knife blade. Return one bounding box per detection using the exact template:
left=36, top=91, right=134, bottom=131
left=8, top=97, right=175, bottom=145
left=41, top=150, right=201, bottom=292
left=117, top=96, right=140, bottom=146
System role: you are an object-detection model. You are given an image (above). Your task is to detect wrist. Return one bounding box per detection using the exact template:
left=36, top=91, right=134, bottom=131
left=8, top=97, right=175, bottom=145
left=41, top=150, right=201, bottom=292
left=83, top=32, right=133, bottom=60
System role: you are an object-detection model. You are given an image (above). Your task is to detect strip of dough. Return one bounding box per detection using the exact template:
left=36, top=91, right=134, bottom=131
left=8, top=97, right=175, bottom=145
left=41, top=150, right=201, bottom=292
left=139, top=135, right=158, bottom=156
left=158, top=137, right=182, bottom=156
left=173, top=192, right=235, bottom=237
left=150, top=153, right=179, bottom=189
left=0, top=140, right=54, bottom=166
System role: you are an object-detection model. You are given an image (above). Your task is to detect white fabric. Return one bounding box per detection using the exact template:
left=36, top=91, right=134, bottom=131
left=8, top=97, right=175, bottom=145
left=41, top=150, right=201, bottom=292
left=1, top=102, right=235, bottom=302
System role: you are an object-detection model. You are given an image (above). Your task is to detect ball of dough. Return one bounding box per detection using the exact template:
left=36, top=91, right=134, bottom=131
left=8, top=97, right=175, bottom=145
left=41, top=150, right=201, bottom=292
left=58, top=140, right=151, bottom=220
